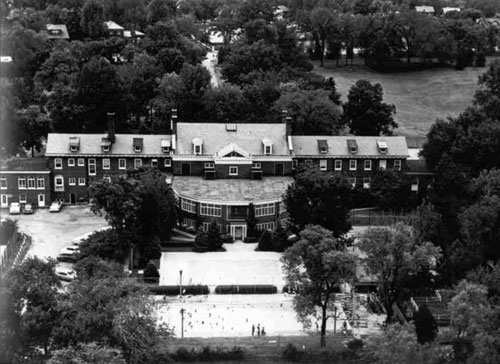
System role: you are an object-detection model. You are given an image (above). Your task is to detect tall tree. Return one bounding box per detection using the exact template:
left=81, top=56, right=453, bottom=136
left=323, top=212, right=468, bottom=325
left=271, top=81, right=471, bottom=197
left=16, top=105, right=51, bottom=157
left=147, top=0, right=177, bottom=24
left=344, top=79, right=397, bottom=136
left=281, top=225, right=357, bottom=347
left=284, top=166, right=353, bottom=237
left=414, top=304, right=438, bottom=344
left=80, top=0, right=105, bottom=39
left=359, top=223, right=442, bottom=322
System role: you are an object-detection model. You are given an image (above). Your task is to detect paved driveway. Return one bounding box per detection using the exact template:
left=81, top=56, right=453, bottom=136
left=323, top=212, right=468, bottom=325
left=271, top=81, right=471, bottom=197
left=2, top=205, right=108, bottom=260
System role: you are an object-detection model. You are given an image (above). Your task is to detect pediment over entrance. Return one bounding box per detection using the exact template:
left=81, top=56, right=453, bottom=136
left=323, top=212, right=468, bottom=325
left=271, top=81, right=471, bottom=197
left=215, top=143, right=251, bottom=159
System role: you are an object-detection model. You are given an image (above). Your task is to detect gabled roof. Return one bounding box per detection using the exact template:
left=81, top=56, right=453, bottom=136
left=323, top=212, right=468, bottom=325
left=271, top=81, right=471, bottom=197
left=291, top=136, right=408, bottom=158
left=104, top=20, right=124, bottom=30
left=216, top=143, right=251, bottom=159
left=415, top=5, right=435, bottom=13
left=124, top=30, right=145, bottom=38
left=176, top=123, right=289, bottom=156
left=45, top=134, right=173, bottom=156
left=46, top=24, right=70, bottom=39
left=442, top=7, right=460, bottom=14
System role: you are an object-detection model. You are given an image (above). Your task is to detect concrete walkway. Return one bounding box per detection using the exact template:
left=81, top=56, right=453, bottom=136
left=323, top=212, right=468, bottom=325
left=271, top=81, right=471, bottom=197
left=202, top=50, right=221, bottom=88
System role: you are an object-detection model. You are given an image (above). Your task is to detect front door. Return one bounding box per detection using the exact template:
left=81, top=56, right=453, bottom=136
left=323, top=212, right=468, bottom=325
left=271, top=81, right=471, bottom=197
left=182, top=163, right=190, bottom=176
left=230, top=225, right=247, bottom=241
left=275, top=163, right=284, bottom=176
left=37, top=194, right=45, bottom=207
left=69, top=193, right=76, bottom=204
left=1, top=194, right=8, bottom=208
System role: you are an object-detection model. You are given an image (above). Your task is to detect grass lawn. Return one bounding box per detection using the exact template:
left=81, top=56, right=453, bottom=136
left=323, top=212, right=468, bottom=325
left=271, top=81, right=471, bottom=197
left=314, top=58, right=496, bottom=147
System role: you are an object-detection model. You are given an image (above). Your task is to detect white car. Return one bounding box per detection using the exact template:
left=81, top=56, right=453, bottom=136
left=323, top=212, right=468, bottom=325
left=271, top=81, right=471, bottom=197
left=55, top=267, right=76, bottom=282
left=9, top=202, right=21, bottom=214
left=49, top=200, right=63, bottom=212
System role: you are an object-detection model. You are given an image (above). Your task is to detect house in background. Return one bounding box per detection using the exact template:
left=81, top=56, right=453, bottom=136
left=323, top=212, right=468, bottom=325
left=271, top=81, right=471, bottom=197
left=0, top=158, right=51, bottom=209
left=415, top=6, right=435, bottom=16
left=45, top=24, right=70, bottom=40
left=104, top=20, right=125, bottom=37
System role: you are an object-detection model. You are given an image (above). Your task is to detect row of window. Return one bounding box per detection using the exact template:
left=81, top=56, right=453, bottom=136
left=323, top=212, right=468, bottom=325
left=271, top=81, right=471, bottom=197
left=180, top=199, right=277, bottom=217
left=294, top=159, right=402, bottom=171
left=5, top=177, right=46, bottom=190
left=54, top=158, right=172, bottom=171
left=1, top=193, right=45, bottom=206
left=257, top=222, right=275, bottom=231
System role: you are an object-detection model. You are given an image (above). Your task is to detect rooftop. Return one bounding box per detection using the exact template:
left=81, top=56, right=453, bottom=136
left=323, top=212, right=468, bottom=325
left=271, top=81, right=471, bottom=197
left=45, top=24, right=69, bottom=39
left=104, top=20, right=124, bottom=30
left=0, top=158, right=49, bottom=171
left=291, top=136, right=408, bottom=158
left=45, top=133, right=173, bottom=156
left=172, top=176, right=292, bottom=204
left=176, top=123, right=289, bottom=156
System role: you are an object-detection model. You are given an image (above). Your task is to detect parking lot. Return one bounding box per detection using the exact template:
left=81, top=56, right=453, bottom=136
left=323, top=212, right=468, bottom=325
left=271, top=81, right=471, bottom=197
left=1, top=205, right=108, bottom=261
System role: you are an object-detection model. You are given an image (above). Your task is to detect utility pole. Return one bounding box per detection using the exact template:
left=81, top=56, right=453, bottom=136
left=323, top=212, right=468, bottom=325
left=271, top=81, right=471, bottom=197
left=179, top=269, right=183, bottom=296
left=180, top=308, right=185, bottom=338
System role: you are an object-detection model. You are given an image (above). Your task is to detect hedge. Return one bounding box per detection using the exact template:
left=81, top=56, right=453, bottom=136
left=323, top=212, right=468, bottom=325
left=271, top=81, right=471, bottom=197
left=282, top=285, right=341, bottom=294
left=215, top=284, right=277, bottom=294
left=172, top=346, right=244, bottom=362
left=149, top=285, right=209, bottom=295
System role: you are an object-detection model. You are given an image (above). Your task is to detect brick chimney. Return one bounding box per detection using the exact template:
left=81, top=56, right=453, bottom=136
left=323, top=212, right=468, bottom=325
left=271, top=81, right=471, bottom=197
left=170, top=108, right=178, bottom=134
left=282, top=109, right=291, bottom=137
left=107, top=112, right=116, bottom=144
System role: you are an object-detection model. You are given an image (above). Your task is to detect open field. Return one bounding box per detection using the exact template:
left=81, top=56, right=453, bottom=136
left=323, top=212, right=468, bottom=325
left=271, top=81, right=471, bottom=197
left=314, top=59, right=494, bottom=146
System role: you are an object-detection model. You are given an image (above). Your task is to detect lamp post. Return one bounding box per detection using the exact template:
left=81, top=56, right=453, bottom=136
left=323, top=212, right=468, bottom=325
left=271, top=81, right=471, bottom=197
left=180, top=308, right=185, bottom=338
left=179, top=269, right=183, bottom=296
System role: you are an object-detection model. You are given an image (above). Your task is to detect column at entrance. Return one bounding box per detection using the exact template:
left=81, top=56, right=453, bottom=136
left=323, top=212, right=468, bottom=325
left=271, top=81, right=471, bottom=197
left=230, top=224, right=247, bottom=241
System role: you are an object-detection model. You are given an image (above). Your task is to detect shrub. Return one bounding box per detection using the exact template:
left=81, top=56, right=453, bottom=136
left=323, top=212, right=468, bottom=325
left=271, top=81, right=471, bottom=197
left=215, top=284, right=277, bottom=294
left=172, top=347, right=197, bottom=361
left=171, top=346, right=244, bottom=362
left=220, top=234, right=234, bottom=244
left=143, top=262, right=160, bottom=284
left=148, top=285, right=209, bottom=295
left=272, top=222, right=289, bottom=252
left=257, top=230, right=273, bottom=251
left=193, top=228, right=208, bottom=252
left=282, top=343, right=304, bottom=362
left=414, top=304, right=438, bottom=344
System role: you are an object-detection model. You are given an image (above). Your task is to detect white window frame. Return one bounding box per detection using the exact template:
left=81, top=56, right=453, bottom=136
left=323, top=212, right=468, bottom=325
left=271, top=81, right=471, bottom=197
left=77, top=158, right=85, bottom=167
left=364, top=160, right=372, bottom=171
left=181, top=198, right=197, bottom=213
left=134, top=159, right=142, bottom=169
left=70, top=145, right=78, bottom=152
left=102, top=158, right=111, bottom=170
left=229, top=166, right=238, bottom=176
left=69, top=177, right=76, bottom=186
left=379, top=159, right=387, bottom=170
left=194, top=144, right=202, bottom=155
left=134, top=145, right=142, bottom=153
left=279, top=201, right=286, bottom=214
left=183, top=218, right=196, bottom=229
left=119, top=159, right=126, bottom=170
left=164, top=159, right=172, bottom=167
left=264, top=145, right=272, bottom=155
left=1, top=194, right=7, bottom=207
left=19, top=194, right=27, bottom=203
left=255, top=203, right=275, bottom=217
left=202, top=222, right=211, bottom=232
left=334, top=160, right=342, bottom=171
left=204, top=162, right=214, bottom=169
left=102, top=145, right=110, bottom=152
left=37, top=177, right=45, bottom=189
left=394, top=159, right=401, bottom=171
left=0, top=178, right=7, bottom=189
left=363, top=176, right=371, bottom=189
left=411, top=177, right=419, bottom=192
left=151, top=159, right=158, bottom=167
left=88, top=159, right=96, bottom=176
left=27, top=177, right=35, bottom=189
left=200, top=203, right=222, bottom=217
left=18, top=177, right=26, bottom=189
left=320, top=159, right=327, bottom=171
left=349, top=159, right=357, bottom=171
left=78, top=177, right=86, bottom=186
left=54, top=158, right=62, bottom=169
left=68, top=158, right=75, bottom=167
left=257, top=222, right=275, bottom=231
left=54, top=176, right=64, bottom=191
left=252, top=162, right=261, bottom=169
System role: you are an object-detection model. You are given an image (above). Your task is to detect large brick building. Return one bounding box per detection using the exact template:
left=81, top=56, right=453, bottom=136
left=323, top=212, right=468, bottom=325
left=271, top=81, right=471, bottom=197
left=39, top=119, right=410, bottom=239
left=0, top=158, right=51, bottom=209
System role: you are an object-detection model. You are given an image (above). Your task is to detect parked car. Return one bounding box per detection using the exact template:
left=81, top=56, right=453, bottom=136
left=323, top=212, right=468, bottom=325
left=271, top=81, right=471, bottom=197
left=55, top=267, right=76, bottom=282
left=23, top=203, right=34, bottom=214
left=49, top=200, right=63, bottom=212
left=9, top=202, right=21, bottom=214
left=61, top=246, right=80, bottom=255
left=56, top=253, right=77, bottom=263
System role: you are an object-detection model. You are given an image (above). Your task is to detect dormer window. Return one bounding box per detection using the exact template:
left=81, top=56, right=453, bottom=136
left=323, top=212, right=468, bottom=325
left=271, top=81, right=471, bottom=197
left=161, top=139, right=171, bottom=154
left=318, top=140, right=328, bottom=154
left=133, top=138, right=143, bottom=153
left=347, top=139, right=358, bottom=154
left=69, top=137, right=80, bottom=152
left=101, top=137, right=111, bottom=153
left=192, top=138, right=203, bottom=155
left=377, top=140, right=388, bottom=154
left=262, top=138, right=273, bottom=155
